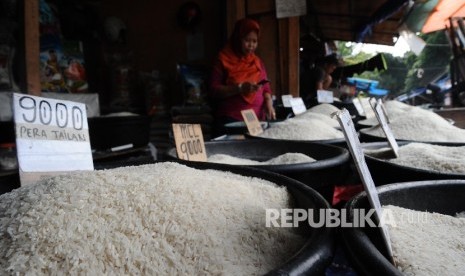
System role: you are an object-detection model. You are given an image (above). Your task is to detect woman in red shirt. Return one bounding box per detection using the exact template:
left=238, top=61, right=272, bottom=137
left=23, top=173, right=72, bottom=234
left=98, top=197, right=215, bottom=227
left=209, top=18, right=276, bottom=130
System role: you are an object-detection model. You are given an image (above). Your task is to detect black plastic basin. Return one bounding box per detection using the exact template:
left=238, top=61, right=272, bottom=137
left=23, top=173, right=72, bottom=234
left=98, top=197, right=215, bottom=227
left=173, top=160, right=335, bottom=276
left=362, top=141, right=465, bottom=185
left=244, top=133, right=348, bottom=148
left=0, top=170, right=20, bottom=195
left=221, top=121, right=269, bottom=135
left=359, top=127, right=465, bottom=145
left=87, top=115, right=151, bottom=150
left=341, top=179, right=465, bottom=276
left=165, top=140, right=350, bottom=204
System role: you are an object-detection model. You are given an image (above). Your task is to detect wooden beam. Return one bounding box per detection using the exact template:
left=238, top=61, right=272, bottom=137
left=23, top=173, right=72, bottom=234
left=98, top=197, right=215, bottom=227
left=226, top=0, right=246, bottom=37
left=24, top=0, right=41, bottom=95
left=278, top=17, right=299, bottom=97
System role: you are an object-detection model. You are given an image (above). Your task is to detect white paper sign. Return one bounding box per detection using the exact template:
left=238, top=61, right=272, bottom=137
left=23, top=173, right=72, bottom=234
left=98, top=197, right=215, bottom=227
left=281, top=95, right=293, bottom=107
left=13, top=93, right=93, bottom=173
left=352, top=97, right=365, bottom=116
left=334, top=109, right=393, bottom=260
left=377, top=99, right=390, bottom=123
left=368, top=97, right=377, bottom=115
left=275, top=0, right=307, bottom=19
left=360, top=97, right=376, bottom=119
left=317, top=89, right=334, bottom=103
left=374, top=102, right=399, bottom=157
left=289, top=97, right=307, bottom=115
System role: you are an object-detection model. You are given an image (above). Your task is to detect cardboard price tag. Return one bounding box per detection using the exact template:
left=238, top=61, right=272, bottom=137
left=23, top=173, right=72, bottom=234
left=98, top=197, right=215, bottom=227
left=241, top=109, right=264, bottom=136
left=13, top=93, right=93, bottom=185
left=334, top=109, right=394, bottom=261
left=289, top=97, right=306, bottom=115
left=374, top=102, right=399, bottom=157
left=172, top=124, right=207, bottom=161
left=317, top=89, right=334, bottom=103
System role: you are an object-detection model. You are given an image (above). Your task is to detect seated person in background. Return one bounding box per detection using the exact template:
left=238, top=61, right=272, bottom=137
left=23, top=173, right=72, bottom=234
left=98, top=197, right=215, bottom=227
left=209, top=18, right=276, bottom=133
left=300, top=53, right=341, bottom=108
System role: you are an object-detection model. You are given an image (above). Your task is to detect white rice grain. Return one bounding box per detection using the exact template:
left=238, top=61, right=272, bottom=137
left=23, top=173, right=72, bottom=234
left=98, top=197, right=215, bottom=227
left=307, top=103, right=341, bottom=116
left=383, top=205, right=465, bottom=276
left=365, top=142, right=465, bottom=174
left=363, top=103, right=465, bottom=142
left=259, top=117, right=344, bottom=141
left=0, top=162, right=306, bottom=275
left=208, top=153, right=316, bottom=165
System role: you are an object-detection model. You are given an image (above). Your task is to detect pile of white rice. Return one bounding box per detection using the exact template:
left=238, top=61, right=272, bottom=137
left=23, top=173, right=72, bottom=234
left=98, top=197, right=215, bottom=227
left=293, top=111, right=340, bottom=128
left=307, top=103, right=341, bottom=116
left=383, top=205, right=465, bottom=275
left=358, top=100, right=415, bottom=126
left=365, top=142, right=465, bottom=174
left=362, top=101, right=465, bottom=142
left=0, top=162, right=306, bottom=275
left=292, top=103, right=341, bottom=129
left=258, top=116, right=344, bottom=141
left=208, top=153, right=316, bottom=165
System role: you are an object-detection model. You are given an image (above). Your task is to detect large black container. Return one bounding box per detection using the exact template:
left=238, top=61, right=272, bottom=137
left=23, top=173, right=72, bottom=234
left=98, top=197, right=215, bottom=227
left=244, top=133, right=347, bottom=148
left=87, top=115, right=151, bottom=150
left=0, top=121, right=15, bottom=144
left=220, top=121, right=269, bottom=135
left=0, top=170, right=20, bottom=195
left=362, top=141, right=465, bottom=185
left=354, top=118, right=376, bottom=130
left=341, top=180, right=465, bottom=276
left=166, top=140, right=350, bottom=203
left=175, top=160, right=335, bottom=276
left=359, top=126, right=465, bottom=145
left=358, top=127, right=392, bottom=143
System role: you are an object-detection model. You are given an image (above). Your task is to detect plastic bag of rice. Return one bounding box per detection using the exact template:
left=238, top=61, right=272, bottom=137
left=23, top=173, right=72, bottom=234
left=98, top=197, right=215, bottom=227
left=0, top=162, right=305, bottom=275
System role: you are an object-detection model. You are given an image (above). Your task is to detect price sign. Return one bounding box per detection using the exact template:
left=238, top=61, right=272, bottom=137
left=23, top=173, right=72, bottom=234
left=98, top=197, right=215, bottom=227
left=317, top=89, right=334, bottom=103
left=360, top=97, right=376, bottom=119
left=241, top=109, right=264, bottom=136
left=13, top=93, right=93, bottom=185
left=281, top=94, right=292, bottom=107
left=377, top=98, right=390, bottom=123
left=374, top=102, right=399, bottom=157
left=352, top=97, right=365, bottom=116
left=289, top=97, right=306, bottom=115
left=334, top=109, right=393, bottom=261
left=172, top=123, right=207, bottom=161
left=368, top=97, right=377, bottom=115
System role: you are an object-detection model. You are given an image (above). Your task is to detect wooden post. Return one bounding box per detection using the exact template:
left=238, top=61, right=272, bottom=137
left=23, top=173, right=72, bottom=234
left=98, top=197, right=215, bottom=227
left=24, top=0, right=41, bottom=95
left=278, top=17, right=299, bottom=97
left=225, top=0, right=246, bottom=36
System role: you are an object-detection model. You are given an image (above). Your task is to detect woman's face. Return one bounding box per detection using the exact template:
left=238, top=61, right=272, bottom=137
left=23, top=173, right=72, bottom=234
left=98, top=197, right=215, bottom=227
left=241, top=31, right=258, bottom=55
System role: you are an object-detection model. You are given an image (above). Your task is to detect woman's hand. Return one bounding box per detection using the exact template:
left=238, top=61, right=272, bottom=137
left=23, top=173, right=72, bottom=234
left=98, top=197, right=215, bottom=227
left=237, top=81, right=259, bottom=95
left=264, top=95, right=276, bottom=120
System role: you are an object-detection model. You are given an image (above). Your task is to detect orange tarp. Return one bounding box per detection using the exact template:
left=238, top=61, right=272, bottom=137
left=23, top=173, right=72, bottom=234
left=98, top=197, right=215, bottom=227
left=422, top=0, right=465, bottom=33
